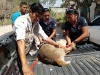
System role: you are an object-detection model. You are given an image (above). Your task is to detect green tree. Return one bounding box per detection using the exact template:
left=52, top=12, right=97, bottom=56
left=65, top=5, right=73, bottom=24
left=64, top=0, right=95, bottom=21
left=60, top=2, right=69, bottom=8
left=21, top=0, right=40, bottom=7
left=0, top=0, right=20, bottom=26
left=40, top=0, right=56, bottom=8
left=21, top=0, right=56, bottom=8
left=0, top=0, right=57, bottom=26
left=64, top=0, right=94, bottom=9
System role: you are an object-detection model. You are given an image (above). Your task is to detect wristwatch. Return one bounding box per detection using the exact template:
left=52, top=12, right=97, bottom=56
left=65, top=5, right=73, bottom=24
left=73, top=41, right=77, bottom=50
left=73, top=40, right=77, bottom=44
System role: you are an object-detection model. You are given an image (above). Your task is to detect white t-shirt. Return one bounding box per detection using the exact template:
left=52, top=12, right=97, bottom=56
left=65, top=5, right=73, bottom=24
left=13, top=14, right=48, bottom=42
left=44, top=21, right=48, bottom=25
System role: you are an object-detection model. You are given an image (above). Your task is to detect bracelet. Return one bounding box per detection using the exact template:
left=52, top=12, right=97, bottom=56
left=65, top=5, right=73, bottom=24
left=72, top=46, right=76, bottom=50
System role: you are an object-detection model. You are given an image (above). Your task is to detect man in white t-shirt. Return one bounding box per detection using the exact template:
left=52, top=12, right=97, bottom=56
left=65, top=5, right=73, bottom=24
left=12, top=2, right=27, bottom=28
left=13, top=3, right=69, bottom=75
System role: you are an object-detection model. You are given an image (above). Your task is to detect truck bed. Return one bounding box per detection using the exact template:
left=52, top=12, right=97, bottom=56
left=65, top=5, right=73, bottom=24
left=27, top=44, right=100, bottom=75
left=1, top=30, right=100, bottom=75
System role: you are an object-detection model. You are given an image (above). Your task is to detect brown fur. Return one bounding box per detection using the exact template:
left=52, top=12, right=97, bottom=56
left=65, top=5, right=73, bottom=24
left=39, top=44, right=71, bottom=66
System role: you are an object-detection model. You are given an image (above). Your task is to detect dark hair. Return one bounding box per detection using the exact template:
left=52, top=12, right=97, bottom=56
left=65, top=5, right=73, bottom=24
left=30, top=3, right=44, bottom=14
left=66, top=9, right=78, bottom=15
left=20, top=2, right=27, bottom=6
left=44, top=8, right=50, bottom=12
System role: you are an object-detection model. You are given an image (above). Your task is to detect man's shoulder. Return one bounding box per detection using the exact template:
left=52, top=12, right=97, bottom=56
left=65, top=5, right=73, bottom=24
left=50, top=17, right=56, bottom=21
left=39, top=18, right=43, bottom=22
left=65, top=21, right=71, bottom=25
left=50, top=17, right=56, bottom=24
left=15, top=15, right=27, bottom=23
left=12, top=11, right=20, bottom=16
left=65, top=21, right=71, bottom=30
left=78, top=17, right=86, bottom=22
left=78, top=17, right=88, bottom=26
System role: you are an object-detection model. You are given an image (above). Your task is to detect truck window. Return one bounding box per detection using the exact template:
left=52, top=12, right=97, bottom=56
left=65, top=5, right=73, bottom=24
left=92, top=17, right=100, bottom=26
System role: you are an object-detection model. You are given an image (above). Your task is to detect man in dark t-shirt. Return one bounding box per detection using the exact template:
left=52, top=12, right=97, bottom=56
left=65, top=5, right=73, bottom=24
left=65, top=9, right=88, bottom=48
left=39, top=8, right=56, bottom=42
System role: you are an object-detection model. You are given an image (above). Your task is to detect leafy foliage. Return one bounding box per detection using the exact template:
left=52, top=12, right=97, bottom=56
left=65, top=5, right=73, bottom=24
left=60, top=2, right=69, bottom=8
left=64, top=0, right=94, bottom=9
left=21, top=0, right=40, bottom=7
left=40, top=0, right=56, bottom=8
left=0, top=0, right=57, bottom=26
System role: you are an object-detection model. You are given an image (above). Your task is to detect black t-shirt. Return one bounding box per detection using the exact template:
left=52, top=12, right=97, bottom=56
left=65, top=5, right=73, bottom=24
left=65, top=17, right=88, bottom=42
left=39, top=17, right=56, bottom=41
left=39, top=17, right=56, bottom=37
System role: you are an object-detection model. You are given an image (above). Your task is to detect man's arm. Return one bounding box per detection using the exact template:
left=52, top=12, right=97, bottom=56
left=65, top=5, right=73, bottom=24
left=38, top=24, right=62, bottom=47
left=17, top=40, right=26, bottom=66
left=45, top=37, right=60, bottom=47
left=38, top=35, right=43, bottom=42
left=17, top=40, right=34, bottom=75
left=73, top=26, right=88, bottom=43
left=49, top=19, right=57, bottom=39
left=11, top=14, right=16, bottom=28
left=16, top=34, right=34, bottom=75
left=64, top=21, right=72, bottom=45
left=65, top=30, right=71, bottom=45
left=49, top=29, right=56, bottom=39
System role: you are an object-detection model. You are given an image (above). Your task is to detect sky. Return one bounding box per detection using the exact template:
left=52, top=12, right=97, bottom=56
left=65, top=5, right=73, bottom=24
left=44, top=0, right=63, bottom=8
left=53, top=0, right=63, bottom=7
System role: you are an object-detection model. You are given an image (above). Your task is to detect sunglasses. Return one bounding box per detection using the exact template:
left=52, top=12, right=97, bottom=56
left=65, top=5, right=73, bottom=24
left=66, top=9, right=78, bottom=15
left=44, top=8, right=49, bottom=12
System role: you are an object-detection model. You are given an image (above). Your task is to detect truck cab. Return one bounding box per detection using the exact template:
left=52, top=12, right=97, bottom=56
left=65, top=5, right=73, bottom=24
left=88, top=16, right=100, bottom=45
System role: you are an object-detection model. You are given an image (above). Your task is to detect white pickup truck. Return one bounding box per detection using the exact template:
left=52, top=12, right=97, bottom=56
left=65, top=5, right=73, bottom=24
left=88, top=16, right=100, bottom=45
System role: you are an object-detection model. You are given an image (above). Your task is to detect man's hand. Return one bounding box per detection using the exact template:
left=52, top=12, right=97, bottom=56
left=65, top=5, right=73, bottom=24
left=66, top=42, right=76, bottom=50
left=66, top=44, right=71, bottom=48
left=64, top=46, right=72, bottom=53
left=64, top=42, right=76, bottom=53
left=22, top=64, right=34, bottom=75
